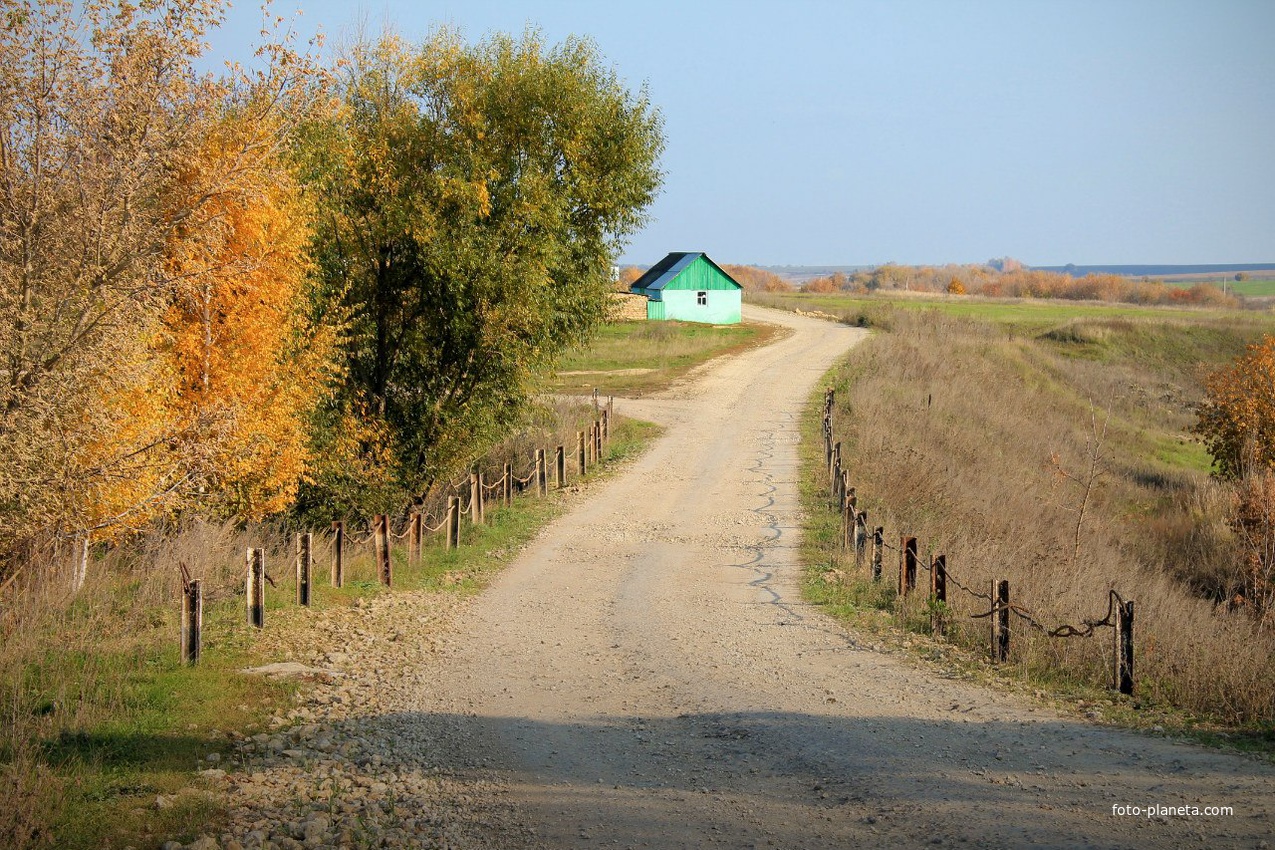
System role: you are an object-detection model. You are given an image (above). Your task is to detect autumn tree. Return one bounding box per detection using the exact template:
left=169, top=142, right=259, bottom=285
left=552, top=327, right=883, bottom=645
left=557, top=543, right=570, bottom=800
left=1193, top=335, right=1275, bottom=480
left=0, top=0, right=327, bottom=559
left=297, top=29, right=663, bottom=513
left=162, top=105, right=337, bottom=523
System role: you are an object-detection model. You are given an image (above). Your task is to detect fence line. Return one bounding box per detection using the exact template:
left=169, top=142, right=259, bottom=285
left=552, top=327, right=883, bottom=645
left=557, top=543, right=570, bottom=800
left=820, top=388, right=1135, bottom=695
left=174, top=405, right=622, bottom=666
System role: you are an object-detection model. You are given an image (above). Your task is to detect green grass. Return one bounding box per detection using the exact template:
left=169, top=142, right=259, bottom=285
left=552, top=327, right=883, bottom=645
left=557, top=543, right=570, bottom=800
left=547, top=319, right=783, bottom=396
left=750, top=290, right=1264, bottom=335
left=2, top=416, right=662, bottom=849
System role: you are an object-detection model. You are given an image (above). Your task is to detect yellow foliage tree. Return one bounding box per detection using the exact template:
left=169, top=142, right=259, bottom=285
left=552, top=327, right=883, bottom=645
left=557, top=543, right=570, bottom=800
left=161, top=114, right=337, bottom=522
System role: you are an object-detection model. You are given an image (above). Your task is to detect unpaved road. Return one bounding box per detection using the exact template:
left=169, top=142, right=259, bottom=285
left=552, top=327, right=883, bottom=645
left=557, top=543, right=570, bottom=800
left=417, top=305, right=1273, bottom=849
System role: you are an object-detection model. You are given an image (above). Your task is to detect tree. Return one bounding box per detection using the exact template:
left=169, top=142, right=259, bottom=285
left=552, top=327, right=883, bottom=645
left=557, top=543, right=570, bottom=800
left=0, top=0, right=325, bottom=556
left=161, top=107, right=337, bottom=522
left=297, top=28, right=663, bottom=512
left=1193, top=335, right=1275, bottom=479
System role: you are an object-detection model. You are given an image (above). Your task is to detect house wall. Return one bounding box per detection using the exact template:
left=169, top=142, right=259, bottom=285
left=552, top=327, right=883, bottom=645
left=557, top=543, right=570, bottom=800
left=661, top=288, right=741, bottom=324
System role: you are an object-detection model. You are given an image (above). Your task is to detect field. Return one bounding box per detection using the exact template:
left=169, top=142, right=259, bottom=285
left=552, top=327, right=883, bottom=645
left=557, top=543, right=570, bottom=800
left=546, top=319, right=782, bottom=396
left=773, top=290, right=1275, bottom=737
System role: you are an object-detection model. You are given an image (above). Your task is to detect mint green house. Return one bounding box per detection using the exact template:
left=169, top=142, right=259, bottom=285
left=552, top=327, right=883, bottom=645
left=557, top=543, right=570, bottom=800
left=629, top=252, right=742, bottom=324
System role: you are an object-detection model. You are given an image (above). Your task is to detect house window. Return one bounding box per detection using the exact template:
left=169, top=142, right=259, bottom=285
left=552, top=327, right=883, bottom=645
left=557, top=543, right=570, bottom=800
left=697, top=291, right=707, bottom=306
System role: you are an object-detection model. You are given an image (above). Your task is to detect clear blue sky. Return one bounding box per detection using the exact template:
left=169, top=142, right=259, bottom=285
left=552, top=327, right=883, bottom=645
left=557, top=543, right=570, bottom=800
left=210, top=0, right=1275, bottom=267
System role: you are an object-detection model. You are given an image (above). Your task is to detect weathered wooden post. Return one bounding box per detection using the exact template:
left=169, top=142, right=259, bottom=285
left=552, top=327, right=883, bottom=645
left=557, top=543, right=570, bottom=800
left=470, top=472, right=481, bottom=524
left=447, top=496, right=460, bottom=550
left=593, top=386, right=599, bottom=414
left=409, top=513, right=422, bottom=563
left=330, top=521, right=344, bottom=588
left=180, top=579, right=202, bottom=665
left=871, top=527, right=884, bottom=581
left=556, top=445, right=566, bottom=489
left=899, top=536, right=918, bottom=595
left=503, top=463, right=512, bottom=507
left=246, top=548, right=265, bottom=629
left=842, top=504, right=854, bottom=550
left=854, top=510, right=868, bottom=568
left=375, top=514, right=392, bottom=587
left=1115, top=598, right=1134, bottom=695
left=602, top=409, right=610, bottom=444
left=536, top=449, right=547, bottom=496
left=578, top=430, right=586, bottom=476
left=991, top=579, right=1010, bottom=662
left=930, top=554, right=947, bottom=635
left=296, top=532, right=312, bottom=607
left=595, top=419, right=603, bottom=460
left=831, top=449, right=842, bottom=499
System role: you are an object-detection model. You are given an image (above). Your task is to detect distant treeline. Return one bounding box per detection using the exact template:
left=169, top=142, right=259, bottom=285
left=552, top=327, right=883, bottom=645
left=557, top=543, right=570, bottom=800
left=1037, top=263, right=1275, bottom=278
left=801, top=264, right=1239, bottom=307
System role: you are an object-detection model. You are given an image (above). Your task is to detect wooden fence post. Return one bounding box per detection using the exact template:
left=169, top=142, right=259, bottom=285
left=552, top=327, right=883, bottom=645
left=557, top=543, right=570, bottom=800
left=246, top=548, right=264, bottom=629
left=409, top=513, right=422, bottom=563
left=593, top=386, right=599, bottom=414
left=296, top=532, right=312, bottom=606
left=578, top=430, right=586, bottom=476
left=842, top=504, right=854, bottom=550
left=1115, top=599, right=1134, bottom=695
left=992, top=579, right=1010, bottom=662
left=503, top=463, right=513, bottom=507
left=536, top=449, right=547, bottom=496
left=470, top=472, right=480, bottom=524
left=871, top=527, right=883, bottom=581
left=556, top=445, right=566, bottom=489
left=180, top=579, right=202, bottom=665
left=595, top=420, right=603, bottom=460
left=854, top=510, right=868, bottom=568
left=899, top=537, right=918, bottom=595
left=602, top=409, right=610, bottom=443
left=375, top=514, right=392, bottom=587
left=930, top=554, right=947, bottom=635
left=831, top=448, right=841, bottom=500
left=330, top=521, right=344, bottom=588
left=447, top=496, right=460, bottom=550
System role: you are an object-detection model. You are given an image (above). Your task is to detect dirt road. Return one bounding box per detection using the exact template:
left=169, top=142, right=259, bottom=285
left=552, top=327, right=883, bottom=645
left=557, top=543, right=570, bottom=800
left=419, top=305, right=1273, bottom=849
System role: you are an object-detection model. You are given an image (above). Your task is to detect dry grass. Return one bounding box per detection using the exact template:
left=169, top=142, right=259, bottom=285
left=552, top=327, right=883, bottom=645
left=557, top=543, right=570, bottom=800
left=807, top=305, right=1275, bottom=727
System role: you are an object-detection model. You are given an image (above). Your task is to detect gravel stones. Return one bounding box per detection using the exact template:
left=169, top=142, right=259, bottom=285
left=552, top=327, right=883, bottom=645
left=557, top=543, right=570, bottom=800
left=162, top=592, right=539, bottom=850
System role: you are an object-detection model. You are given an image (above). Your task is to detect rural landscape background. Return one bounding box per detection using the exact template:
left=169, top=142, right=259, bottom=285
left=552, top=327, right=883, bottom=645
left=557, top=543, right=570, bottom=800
left=3, top=0, right=1275, bottom=847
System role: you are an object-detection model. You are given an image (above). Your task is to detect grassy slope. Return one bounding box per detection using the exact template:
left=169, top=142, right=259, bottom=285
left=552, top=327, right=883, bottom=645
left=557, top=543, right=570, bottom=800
left=546, top=319, right=784, bottom=397
left=778, top=291, right=1275, bottom=749
left=1, top=416, right=661, bottom=849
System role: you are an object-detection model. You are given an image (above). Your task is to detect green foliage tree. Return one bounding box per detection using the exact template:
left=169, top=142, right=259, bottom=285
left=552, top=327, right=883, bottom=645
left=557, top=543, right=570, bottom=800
left=296, top=29, right=663, bottom=513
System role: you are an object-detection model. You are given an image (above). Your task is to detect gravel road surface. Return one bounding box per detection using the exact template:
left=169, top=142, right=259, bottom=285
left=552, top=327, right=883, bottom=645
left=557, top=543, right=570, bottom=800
left=198, top=305, right=1272, bottom=850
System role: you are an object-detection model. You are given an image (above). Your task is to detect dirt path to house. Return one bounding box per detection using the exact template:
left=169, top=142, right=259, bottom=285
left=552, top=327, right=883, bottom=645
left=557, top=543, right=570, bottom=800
left=401, top=304, right=1273, bottom=849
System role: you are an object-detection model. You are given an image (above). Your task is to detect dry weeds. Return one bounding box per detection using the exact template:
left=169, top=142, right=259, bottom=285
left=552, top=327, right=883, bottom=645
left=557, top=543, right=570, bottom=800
left=818, top=308, right=1275, bottom=724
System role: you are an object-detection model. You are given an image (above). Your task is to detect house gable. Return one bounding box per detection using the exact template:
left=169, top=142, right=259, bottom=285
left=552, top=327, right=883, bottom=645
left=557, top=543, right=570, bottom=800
left=630, top=252, right=742, bottom=300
